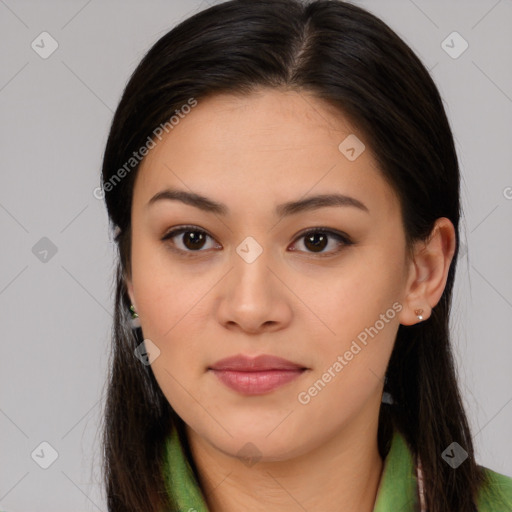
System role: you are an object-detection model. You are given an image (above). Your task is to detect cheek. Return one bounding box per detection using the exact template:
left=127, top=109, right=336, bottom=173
left=305, top=248, right=403, bottom=393
left=130, top=235, right=205, bottom=336
left=296, top=300, right=399, bottom=433
left=130, top=239, right=215, bottom=383
left=314, top=250, right=404, bottom=335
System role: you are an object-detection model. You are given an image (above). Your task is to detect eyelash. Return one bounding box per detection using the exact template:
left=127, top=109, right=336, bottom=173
left=161, top=225, right=354, bottom=259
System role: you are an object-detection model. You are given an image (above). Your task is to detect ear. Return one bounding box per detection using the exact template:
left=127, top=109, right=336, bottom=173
left=398, top=217, right=457, bottom=326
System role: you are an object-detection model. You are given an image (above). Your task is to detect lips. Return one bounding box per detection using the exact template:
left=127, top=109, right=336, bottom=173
left=209, top=354, right=306, bottom=371
left=208, top=354, right=308, bottom=395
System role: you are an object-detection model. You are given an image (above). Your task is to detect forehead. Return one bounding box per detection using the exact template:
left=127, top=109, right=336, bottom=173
left=133, top=88, right=400, bottom=220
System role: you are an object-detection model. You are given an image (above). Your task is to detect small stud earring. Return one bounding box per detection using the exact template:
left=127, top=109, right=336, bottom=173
left=414, top=308, right=424, bottom=321
left=130, top=304, right=140, bottom=328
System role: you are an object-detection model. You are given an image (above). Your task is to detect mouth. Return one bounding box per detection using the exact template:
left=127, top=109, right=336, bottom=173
left=208, top=354, right=308, bottom=395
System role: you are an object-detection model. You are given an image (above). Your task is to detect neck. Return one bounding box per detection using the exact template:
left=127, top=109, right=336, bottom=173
left=186, top=409, right=385, bottom=512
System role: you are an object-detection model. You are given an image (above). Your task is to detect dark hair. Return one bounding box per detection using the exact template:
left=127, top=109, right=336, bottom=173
left=100, top=1, right=487, bottom=510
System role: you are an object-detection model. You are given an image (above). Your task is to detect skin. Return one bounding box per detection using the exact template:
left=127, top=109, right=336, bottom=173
left=125, top=88, right=456, bottom=512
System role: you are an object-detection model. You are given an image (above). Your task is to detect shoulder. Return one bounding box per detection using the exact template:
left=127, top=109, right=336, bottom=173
left=476, top=465, right=512, bottom=511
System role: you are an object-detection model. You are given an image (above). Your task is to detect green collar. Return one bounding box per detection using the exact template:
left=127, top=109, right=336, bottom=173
left=163, top=427, right=419, bottom=511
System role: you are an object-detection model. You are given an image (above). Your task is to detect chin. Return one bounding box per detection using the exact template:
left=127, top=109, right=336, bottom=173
left=192, top=419, right=313, bottom=463
left=220, top=436, right=305, bottom=463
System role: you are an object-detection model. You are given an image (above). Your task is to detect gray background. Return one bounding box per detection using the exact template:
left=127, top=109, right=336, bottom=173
left=1, top=0, right=511, bottom=510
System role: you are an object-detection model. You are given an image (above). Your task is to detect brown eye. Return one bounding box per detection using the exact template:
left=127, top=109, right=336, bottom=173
left=290, top=228, right=353, bottom=256
left=161, top=226, right=218, bottom=253
left=181, top=230, right=207, bottom=250
left=304, top=232, right=328, bottom=252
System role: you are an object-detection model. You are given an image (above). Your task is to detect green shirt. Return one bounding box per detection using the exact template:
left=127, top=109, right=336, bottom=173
left=163, top=427, right=512, bottom=511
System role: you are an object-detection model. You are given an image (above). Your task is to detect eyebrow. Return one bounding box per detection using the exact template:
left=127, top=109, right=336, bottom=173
left=147, top=188, right=369, bottom=216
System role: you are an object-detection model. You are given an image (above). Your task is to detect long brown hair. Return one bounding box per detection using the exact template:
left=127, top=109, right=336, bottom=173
left=100, top=1, right=487, bottom=510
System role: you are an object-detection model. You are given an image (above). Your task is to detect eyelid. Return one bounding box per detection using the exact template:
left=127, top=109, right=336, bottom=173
left=161, top=225, right=212, bottom=243
left=161, top=225, right=354, bottom=257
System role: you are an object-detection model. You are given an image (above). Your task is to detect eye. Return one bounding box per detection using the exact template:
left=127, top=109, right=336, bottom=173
left=161, top=225, right=353, bottom=257
left=161, top=225, right=219, bottom=255
left=290, top=227, right=353, bottom=257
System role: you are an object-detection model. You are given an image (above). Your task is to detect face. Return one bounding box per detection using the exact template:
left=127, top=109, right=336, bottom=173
left=126, top=88, right=412, bottom=461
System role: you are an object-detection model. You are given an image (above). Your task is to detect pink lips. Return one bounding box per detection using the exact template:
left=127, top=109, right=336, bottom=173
left=208, top=354, right=307, bottom=395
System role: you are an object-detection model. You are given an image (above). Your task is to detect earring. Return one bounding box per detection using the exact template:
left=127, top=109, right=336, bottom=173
left=414, top=308, right=424, bottom=321
left=130, top=304, right=140, bottom=329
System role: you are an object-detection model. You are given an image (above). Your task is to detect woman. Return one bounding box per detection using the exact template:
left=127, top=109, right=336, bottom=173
left=99, top=1, right=512, bottom=511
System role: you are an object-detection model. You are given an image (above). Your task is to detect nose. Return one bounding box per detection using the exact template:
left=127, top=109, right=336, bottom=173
left=215, top=245, right=293, bottom=335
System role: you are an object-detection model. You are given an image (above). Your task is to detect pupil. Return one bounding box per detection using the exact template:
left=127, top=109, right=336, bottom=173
left=184, top=231, right=205, bottom=250
left=305, top=233, right=327, bottom=252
